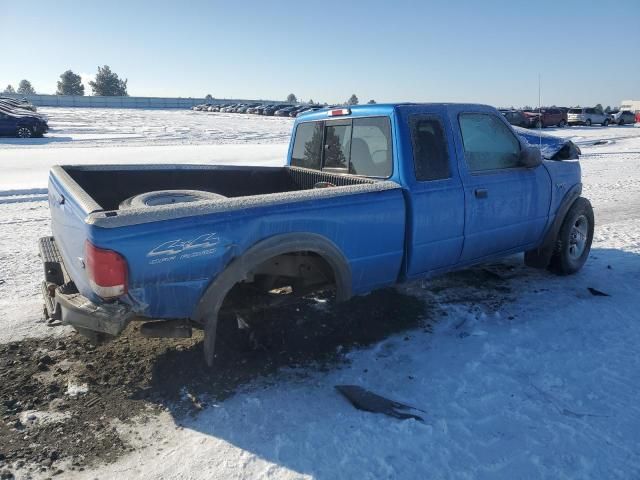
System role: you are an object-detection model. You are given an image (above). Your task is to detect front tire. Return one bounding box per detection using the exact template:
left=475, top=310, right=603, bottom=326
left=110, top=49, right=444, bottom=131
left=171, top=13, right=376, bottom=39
left=16, top=126, right=33, bottom=138
left=549, top=197, right=594, bottom=275
left=618, top=119, right=624, bottom=126
left=603, top=119, right=610, bottom=127
left=558, top=120, right=567, bottom=128
left=585, top=119, right=592, bottom=127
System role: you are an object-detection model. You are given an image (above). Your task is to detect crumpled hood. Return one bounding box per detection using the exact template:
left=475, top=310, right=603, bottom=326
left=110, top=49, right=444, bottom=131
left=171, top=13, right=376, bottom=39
left=513, top=126, right=581, bottom=160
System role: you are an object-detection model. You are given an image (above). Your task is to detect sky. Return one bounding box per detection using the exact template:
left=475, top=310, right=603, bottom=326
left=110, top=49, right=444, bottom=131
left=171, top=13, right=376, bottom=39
left=1, top=0, right=638, bottom=107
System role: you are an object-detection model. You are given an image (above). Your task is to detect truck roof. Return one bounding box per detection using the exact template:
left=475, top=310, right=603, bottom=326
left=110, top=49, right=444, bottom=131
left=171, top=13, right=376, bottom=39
left=296, top=102, right=495, bottom=121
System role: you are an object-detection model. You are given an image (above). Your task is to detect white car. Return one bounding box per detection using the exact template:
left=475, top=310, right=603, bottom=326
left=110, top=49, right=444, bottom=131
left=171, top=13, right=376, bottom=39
left=610, top=110, right=636, bottom=126
left=567, top=107, right=609, bottom=126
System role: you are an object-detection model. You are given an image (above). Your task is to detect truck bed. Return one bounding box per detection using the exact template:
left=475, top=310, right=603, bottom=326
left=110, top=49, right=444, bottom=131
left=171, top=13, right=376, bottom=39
left=62, top=164, right=376, bottom=211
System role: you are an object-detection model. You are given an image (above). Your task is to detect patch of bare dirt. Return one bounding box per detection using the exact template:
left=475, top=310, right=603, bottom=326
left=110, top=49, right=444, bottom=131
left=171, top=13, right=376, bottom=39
left=0, top=288, right=427, bottom=477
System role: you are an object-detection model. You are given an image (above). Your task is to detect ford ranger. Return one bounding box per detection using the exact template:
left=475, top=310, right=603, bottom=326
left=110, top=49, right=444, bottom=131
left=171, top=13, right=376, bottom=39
left=39, top=103, right=593, bottom=366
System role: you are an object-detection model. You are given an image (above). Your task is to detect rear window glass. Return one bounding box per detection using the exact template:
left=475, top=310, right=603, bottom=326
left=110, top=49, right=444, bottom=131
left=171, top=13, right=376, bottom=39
left=324, top=123, right=351, bottom=170
left=410, top=116, right=450, bottom=181
left=349, top=117, right=392, bottom=177
left=291, top=116, right=393, bottom=178
left=291, top=122, right=323, bottom=169
left=568, top=108, right=582, bottom=114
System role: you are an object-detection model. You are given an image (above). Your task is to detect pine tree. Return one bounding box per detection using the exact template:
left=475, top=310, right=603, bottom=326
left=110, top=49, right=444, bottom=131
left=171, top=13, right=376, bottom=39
left=604, top=105, right=611, bottom=113
left=3, top=85, right=15, bottom=94
left=308, top=98, right=314, bottom=105
left=205, top=94, right=213, bottom=101
left=347, top=94, right=359, bottom=105
left=56, top=70, right=85, bottom=95
left=88, top=66, right=128, bottom=96
left=367, top=99, right=376, bottom=104
left=17, top=80, right=36, bottom=95
left=286, top=93, right=297, bottom=103
left=595, top=103, right=603, bottom=113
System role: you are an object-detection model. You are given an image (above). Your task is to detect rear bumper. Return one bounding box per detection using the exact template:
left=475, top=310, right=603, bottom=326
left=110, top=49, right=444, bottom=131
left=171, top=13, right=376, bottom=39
left=39, top=236, right=132, bottom=336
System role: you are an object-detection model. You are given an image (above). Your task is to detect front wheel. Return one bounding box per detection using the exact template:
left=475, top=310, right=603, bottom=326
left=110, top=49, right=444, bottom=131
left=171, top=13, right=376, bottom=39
left=603, top=119, right=610, bottom=127
left=585, top=119, right=592, bottom=126
left=618, top=119, right=624, bottom=126
left=16, top=126, right=33, bottom=138
left=558, top=120, right=567, bottom=128
left=549, top=197, right=594, bottom=275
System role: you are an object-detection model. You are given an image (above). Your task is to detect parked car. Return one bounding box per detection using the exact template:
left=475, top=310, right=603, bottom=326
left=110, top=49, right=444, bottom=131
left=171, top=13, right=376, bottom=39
left=274, top=106, right=298, bottom=117
left=610, top=110, right=636, bottom=125
left=0, top=96, right=37, bottom=112
left=254, top=104, right=274, bottom=115
left=0, top=107, right=49, bottom=138
left=246, top=104, right=265, bottom=114
left=40, top=103, right=592, bottom=366
left=499, top=109, right=530, bottom=127
left=264, top=104, right=292, bottom=116
left=523, top=108, right=567, bottom=128
left=293, top=106, right=326, bottom=117
left=567, top=107, right=609, bottom=126
left=237, top=103, right=262, bottom=114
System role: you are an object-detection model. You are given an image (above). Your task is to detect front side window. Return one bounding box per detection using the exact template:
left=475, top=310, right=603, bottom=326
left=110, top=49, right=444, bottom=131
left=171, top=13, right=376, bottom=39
left=459, top=113, right=521, bottom=172
left=410, top=116, right=450, bottom=181
left=291, top=122, right=323, bottom=169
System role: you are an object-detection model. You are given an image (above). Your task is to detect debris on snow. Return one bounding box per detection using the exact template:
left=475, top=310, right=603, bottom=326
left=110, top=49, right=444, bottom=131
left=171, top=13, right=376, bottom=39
left=335, top=385, right=426, bottom=421
left=588, top=287, right=611, bottom=297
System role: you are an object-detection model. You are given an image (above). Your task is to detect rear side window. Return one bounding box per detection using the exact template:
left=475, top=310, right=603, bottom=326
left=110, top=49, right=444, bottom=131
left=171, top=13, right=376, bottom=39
left=349, top=117, right=392, bottom=177
left=291, top=122, right=323, bottom=169
left=410, top=116, right=450, bottom=181
left=459, top=113, right=521, bottom=172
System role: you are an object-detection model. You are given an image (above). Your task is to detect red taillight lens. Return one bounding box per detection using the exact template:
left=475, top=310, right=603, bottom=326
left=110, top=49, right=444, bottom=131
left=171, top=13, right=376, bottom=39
left=84, top=241, right=128, bottom=299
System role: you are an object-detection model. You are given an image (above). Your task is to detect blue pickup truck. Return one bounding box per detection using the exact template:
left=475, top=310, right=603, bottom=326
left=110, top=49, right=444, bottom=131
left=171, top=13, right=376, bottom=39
left=40, top=103, right=593, bottom=366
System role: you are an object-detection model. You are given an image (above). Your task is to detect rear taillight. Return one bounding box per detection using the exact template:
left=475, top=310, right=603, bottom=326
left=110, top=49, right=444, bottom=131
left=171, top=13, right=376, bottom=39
left=85, top=241, right=128, bottom=299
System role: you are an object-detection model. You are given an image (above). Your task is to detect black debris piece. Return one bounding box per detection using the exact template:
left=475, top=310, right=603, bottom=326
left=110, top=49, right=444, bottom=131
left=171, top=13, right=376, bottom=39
left=588, top=287, right=610, bottom=297
left=335, top=385, right=425, bottom=422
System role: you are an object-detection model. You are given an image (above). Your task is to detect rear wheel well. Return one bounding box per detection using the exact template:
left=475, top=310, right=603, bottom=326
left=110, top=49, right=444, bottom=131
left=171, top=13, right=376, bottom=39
left=220, top=251, right=337, bottom=315
left=194, top=233, right=352, bottom=366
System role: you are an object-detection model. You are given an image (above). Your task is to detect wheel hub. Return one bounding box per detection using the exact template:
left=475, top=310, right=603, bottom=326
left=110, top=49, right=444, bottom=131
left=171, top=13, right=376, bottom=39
left=568, top=215, right=588, bottom=259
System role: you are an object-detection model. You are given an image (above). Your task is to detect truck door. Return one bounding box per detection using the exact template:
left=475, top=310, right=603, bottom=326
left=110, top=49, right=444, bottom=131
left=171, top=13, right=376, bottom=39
left=452, top=110, right=552, bottom=262
left=399, top=106, right=465, bottom=277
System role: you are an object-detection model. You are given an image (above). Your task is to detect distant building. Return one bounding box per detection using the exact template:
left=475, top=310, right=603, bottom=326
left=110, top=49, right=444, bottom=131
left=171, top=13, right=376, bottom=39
left=620, top=99, right=640, bottom=112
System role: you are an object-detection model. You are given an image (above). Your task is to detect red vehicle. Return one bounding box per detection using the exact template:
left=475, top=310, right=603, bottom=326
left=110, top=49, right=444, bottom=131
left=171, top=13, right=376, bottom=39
left=636, top=112, right=640, bottom=124
left=524, top=108, right=568, bottom=128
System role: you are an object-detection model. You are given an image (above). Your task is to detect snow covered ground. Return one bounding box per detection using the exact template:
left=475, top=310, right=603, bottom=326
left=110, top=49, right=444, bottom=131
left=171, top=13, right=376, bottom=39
left=0, top=109, right=639, bottom=479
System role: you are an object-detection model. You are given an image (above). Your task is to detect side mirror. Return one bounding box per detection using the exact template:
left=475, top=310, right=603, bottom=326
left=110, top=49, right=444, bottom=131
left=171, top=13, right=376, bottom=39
left=520, top=146, right=542, bottom=168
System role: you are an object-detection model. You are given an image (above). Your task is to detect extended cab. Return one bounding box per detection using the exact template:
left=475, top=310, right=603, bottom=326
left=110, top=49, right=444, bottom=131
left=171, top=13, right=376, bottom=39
left=40, top=103, right=594, bottom=366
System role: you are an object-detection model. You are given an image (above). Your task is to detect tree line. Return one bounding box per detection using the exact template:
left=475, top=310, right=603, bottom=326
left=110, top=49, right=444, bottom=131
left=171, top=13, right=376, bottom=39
left=3, top=65, right=128, bottom=96
left=3, top=70, right=378, bottom=104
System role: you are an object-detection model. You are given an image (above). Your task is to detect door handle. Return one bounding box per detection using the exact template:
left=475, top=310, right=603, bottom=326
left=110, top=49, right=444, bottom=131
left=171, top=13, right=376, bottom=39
left=474, top=188, right=488, bottom=199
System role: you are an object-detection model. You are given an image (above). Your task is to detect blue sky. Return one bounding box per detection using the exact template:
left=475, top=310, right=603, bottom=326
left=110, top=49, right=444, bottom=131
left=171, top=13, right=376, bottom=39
left=1, top=0, right=638, bottom=107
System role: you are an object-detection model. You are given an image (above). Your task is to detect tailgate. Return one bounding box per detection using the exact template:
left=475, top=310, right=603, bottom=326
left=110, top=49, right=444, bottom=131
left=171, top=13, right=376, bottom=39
left=48, top=167, right=103, bottom=301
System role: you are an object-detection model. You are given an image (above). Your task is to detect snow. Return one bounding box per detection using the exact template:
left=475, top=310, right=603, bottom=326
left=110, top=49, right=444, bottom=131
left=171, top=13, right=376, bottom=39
left=1, top=108, right=640, bottom=479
